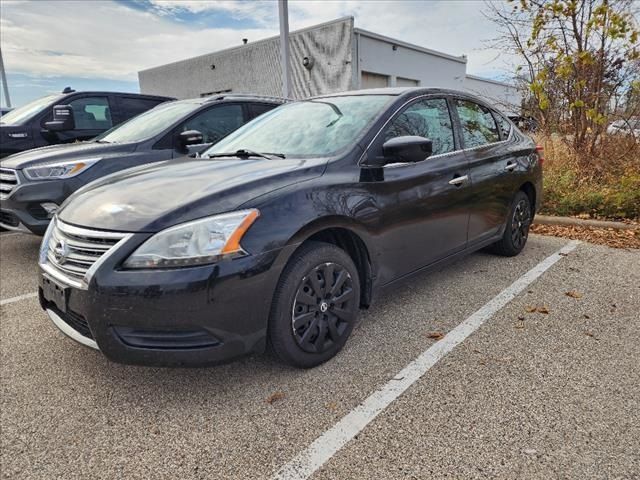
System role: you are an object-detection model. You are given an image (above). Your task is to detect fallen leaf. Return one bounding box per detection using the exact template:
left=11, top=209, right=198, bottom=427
left=266, top=391, right=286, bottom=404
left=583, top=314, right=590, bottom=319
left=537, top=306, right=550, bottom=314
left=525, top=305, right=537, bottom=313
left=326, top=402, right=338, bottom=411
left=426, top=332, right=444, bottom=340
left=515, top=321, right=525, bottom=329
left=565, top=290, right=582, bottom=298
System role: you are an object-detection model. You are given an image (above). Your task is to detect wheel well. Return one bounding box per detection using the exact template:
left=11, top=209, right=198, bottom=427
left=520, top=182, right=536, bottom=214
left=304, top=228, right=373, bottom=308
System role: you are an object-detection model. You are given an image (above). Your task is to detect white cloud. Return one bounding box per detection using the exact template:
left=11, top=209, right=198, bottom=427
left=0, top=0, right=518, bottom=83
left=1, top=1, right=278, bottom=81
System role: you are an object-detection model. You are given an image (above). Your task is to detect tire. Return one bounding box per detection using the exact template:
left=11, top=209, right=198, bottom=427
left=489, top=191, right=532, bottom=257
left=268, top=241, right=361, bottom=368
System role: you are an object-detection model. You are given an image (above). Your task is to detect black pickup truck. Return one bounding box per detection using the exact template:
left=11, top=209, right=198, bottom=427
left=0, top=88, right=172, bottom=158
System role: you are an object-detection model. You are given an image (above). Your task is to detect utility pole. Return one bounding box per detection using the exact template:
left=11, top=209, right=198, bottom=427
left=278, top=0, right=291, bottom=99
left=0, top=48, right=11, bottom=108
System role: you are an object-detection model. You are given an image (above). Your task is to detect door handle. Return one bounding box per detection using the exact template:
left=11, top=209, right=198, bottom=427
left=448, top=175, right=469, bottom=186
left=505, top=161, right=517, bottom=171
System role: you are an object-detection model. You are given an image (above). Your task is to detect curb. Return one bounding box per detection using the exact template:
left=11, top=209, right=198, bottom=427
left=534, top=215, right=639, bottom=231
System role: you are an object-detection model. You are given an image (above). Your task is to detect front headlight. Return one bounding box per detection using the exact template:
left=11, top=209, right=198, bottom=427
left=24, top=158, right=100, bottom=180
left=123, top=209, right=260, bottom=269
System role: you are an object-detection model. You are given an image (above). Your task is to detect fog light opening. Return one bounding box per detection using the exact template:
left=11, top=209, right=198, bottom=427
left=41, top=202, right=59, bottom=218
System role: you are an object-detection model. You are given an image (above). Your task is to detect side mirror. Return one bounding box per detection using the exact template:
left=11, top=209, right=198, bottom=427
left=44, top=105, right=75, bottom=132
left=178, top=130, right=204, bottom=148
left=381, top=136, right=433, bottom=165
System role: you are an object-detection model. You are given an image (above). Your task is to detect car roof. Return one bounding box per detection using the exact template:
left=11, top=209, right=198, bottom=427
left=61, top=91, right=174, bottom=101
left=310, top=87, right=500, bottom=109
left=313, top=87, right=485, bottom=98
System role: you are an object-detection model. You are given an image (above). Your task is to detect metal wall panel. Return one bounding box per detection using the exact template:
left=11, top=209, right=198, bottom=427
left=138, top=18, right=354, bottom=100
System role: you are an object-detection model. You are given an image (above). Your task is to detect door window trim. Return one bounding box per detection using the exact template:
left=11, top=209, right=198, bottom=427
left=359, top=93, right=514, bottom=169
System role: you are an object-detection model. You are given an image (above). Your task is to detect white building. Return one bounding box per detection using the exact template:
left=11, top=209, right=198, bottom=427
left=139, top=17, right=521, bottom=114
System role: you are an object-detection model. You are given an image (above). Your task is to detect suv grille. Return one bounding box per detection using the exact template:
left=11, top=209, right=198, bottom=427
left=0, top=168, right=18, bottom=199
left=42, top=219, right=129, bottom=288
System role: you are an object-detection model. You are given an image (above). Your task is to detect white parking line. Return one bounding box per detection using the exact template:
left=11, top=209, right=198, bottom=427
left=0, top=292, right=38, bottom=306
left=273, top=240, right=581, bottom=480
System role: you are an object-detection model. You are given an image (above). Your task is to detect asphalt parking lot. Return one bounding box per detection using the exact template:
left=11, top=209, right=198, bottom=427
left=1, top=231, right=639, bottom=479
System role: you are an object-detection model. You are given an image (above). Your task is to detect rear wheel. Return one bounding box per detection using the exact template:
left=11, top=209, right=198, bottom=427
left=268, top=242, right=360, bottom=368
left=489, top=191, right=532, bottom=257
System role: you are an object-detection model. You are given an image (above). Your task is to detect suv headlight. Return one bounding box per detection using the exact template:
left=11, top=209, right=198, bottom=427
left=123, top=209, right=260, bottom=269
left=24, top=158, right=100, bottom=180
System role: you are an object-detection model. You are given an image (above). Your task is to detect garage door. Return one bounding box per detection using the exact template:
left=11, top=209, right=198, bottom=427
left=397, top=77, right=419, bottom=87
left=361, top=71, right=390, bottom=89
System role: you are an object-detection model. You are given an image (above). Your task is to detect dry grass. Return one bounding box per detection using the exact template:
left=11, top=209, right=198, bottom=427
left=536, top=134, right=640, bottom=220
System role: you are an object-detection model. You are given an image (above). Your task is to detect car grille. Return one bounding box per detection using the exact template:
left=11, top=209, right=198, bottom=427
left=0, top=168, right=18, bottom=200
left=42, top=218, right=129, bottom=288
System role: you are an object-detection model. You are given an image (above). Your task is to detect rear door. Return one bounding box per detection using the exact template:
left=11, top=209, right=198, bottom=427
left=363, top=96, right=471, bottom=281
left=452, top=98, right=513, bottom=245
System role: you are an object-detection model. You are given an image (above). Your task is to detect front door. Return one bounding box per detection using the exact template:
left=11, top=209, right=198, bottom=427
left=362, top=96, right=471, bottom=283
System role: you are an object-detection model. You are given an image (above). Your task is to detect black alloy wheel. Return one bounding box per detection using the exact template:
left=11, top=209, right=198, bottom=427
left=511, top=198, right=531, bottom=250
left=489, top=190, right=532, bottom=257
left=268, top=242, right=361, bottom=368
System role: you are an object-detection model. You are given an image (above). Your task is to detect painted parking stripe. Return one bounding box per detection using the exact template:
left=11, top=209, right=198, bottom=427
left=273, top=240, right=581, bottom=480
left=0, top=292, right=38, bottom=306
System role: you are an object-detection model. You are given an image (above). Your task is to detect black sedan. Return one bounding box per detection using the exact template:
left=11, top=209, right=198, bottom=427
left=0, top=95, right=284, bottom=234
left=38, top=88, right=543, bottom=368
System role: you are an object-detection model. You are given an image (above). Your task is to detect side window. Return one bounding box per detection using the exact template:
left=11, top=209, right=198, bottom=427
left=180, top=104, right=244, bottom=144
left=454, top=100, right=500, bottom=148
left=494, top=113, right=512, bottom=139
left=120, top=97, right=165, bottom=120
left=382, top=98, right=455, bottom=155
left=248, top=103, right=277, bottom=120
left=68, top=97, right=113, bottom=130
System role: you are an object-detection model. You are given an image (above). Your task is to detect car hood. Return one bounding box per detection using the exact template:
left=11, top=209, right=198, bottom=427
left=58, top=156, right=328, bottom=232
left=0, top=141, right=136, bottom=169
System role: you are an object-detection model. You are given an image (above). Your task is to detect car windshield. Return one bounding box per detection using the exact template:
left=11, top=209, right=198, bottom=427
left=97, top=101, right=201, bottom=144
left=0, top=94, right=63, bottom=126
left=204, top=95, right=394, bottom=158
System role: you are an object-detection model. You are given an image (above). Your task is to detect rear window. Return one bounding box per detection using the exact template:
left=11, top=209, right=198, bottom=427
left=120, top=97, right=167, bottom=120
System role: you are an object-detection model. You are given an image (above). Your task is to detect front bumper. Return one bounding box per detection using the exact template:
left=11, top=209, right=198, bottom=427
left=39, top=232, right=287, bottom=367
left=0, top=176, right=70, bottom=235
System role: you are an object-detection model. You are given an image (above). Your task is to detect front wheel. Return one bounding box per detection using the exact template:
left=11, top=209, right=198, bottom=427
left=489, top=191, right=532, bottom=257
left=268, top=242, right=361, bottom=368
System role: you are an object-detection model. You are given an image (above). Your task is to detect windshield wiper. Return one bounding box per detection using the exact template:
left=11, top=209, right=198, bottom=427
left=205, top=149, right=285, bottom=160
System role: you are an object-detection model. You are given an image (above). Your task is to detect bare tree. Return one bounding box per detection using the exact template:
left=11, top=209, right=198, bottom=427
left=485, top=0, right=639, bottom=160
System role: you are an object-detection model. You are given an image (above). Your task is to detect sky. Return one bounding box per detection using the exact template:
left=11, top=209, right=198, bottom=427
left=0, top=0, right=517, bottom=108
